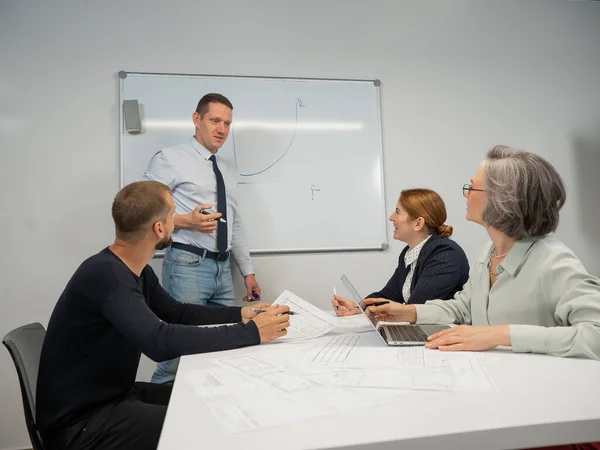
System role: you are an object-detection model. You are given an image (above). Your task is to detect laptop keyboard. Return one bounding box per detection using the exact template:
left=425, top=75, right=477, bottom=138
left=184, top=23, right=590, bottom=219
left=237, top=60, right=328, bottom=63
left=385, top=325, right=429, bottom=342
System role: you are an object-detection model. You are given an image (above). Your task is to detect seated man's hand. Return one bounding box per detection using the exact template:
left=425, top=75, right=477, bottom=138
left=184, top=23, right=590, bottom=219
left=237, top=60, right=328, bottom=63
left=251, top=305, right=291, bottom=343
left=241, top=302, right=271, bottom=323
left=332, top=295, right=360, bottom=317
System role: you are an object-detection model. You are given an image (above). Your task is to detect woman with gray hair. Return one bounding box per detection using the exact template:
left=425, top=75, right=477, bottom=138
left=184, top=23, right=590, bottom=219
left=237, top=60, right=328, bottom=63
left=364, top=145, right=600, bottom=360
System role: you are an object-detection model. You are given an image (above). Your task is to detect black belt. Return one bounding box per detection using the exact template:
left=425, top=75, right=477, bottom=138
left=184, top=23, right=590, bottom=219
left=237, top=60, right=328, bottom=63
left=171, top=242, right=230, bottom=261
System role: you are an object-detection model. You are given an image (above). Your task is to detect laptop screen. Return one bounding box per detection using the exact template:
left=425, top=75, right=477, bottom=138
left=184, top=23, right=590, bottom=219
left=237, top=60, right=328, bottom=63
left=340, top=274, right=363, bottom=304
left=340, top=275, right=379, bottom=330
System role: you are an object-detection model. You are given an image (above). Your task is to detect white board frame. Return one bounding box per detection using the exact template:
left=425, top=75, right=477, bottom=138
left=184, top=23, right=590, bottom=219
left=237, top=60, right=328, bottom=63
left=118, top=71, right=388, bottom=255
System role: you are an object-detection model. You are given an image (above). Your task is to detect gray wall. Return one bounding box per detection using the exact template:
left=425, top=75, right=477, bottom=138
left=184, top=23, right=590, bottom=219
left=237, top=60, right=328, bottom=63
left=1, top=1, right=599, bottom=448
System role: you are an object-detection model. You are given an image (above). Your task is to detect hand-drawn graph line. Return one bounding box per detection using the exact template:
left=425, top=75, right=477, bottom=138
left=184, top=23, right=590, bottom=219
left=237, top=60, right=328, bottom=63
left=233, top=98, right=305, bottom=177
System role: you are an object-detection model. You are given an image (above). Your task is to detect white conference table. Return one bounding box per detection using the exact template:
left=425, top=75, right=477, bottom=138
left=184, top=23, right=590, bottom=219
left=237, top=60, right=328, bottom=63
left=158, top=316, right=600, bottom=450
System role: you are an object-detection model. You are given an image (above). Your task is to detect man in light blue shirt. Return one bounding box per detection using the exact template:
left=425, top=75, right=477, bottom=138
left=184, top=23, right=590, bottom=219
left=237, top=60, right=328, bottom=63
left=143, top=93, right=261, bottom=384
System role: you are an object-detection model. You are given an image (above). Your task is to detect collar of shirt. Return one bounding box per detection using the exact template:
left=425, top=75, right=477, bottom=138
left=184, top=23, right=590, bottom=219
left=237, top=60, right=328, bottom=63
left=188, top=136, right=217, bottom=161
left=477, top=237, right=542, bottom=277
left=404, top=235, right=431, bottom=268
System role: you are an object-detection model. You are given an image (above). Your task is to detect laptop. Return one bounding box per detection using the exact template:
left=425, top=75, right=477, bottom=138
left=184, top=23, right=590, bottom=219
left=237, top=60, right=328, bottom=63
left=340, top=275, right=451, bottom=346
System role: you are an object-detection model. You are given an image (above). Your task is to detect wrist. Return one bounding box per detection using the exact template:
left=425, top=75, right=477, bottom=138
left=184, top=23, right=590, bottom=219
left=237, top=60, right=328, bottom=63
left=173, top=213, right=189, bottom=230
left=406, top=305, right=417, bottom=323
left=497, top=325, right=511, bottom=346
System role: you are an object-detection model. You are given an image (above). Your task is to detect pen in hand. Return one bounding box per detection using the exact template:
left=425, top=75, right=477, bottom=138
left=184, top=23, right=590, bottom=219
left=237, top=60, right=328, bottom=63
left=199, top=209, right=226, bottom=223
left=251, top=308, right=297, bottom=316
left=360, top=300, right=390, bottom=309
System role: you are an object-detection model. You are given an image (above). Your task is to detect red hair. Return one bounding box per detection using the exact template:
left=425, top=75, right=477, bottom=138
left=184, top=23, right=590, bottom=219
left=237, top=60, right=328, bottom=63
left=399, top=189, right=453, bottom=238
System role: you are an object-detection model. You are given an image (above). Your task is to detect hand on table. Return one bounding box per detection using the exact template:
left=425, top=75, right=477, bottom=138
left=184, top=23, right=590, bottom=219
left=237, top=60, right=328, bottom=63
left=425, top=325, right=511, bottom=351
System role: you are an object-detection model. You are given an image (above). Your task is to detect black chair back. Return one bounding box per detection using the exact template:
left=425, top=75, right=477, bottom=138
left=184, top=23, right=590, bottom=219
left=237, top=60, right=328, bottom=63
left=3, top=322, right=47, bottom=450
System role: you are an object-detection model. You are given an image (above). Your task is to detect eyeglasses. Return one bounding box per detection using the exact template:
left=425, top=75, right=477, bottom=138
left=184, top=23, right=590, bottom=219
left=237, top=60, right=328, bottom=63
left=463, top=184, right=486, bottom=197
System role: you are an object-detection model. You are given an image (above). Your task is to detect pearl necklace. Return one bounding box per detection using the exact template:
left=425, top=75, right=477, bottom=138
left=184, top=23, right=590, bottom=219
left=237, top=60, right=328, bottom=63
left=491, top=248, right=508, bottom=258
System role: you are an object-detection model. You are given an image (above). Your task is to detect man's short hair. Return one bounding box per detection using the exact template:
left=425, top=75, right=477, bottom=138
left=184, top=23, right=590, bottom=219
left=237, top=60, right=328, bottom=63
left=195, top=93, right=233, bottom=118
left=481, top=145, right=566, bottom=239
left=112, top=181, right=171, bottom=241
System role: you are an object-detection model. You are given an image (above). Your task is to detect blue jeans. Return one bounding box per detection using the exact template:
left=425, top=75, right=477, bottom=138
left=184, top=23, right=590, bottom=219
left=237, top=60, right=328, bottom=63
left=151, top=246, right=235, bottom=384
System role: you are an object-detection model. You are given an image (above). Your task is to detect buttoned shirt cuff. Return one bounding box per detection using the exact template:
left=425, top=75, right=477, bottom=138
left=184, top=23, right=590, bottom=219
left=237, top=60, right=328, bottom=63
left=237, top=261, right=255, bottom=278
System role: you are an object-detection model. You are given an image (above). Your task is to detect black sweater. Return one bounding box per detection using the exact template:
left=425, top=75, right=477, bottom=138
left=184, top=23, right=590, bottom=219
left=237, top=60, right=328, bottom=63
left=36, top=248, right=259, bottom=431
left=367, top=235, right=469, bottom=304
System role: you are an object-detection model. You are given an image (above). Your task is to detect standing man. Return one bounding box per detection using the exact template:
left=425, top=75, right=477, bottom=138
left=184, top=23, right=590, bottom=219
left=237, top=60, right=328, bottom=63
left=144, top=93, right=261, bottom=384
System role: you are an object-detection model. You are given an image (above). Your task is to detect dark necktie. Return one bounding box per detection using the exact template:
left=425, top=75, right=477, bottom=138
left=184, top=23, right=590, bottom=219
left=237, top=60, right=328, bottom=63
left=209, top=155, right=228, bottom=254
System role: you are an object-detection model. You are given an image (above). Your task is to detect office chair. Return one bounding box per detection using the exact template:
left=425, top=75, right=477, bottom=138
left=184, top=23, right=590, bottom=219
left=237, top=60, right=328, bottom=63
left=3, top=322, right=47, bottom=450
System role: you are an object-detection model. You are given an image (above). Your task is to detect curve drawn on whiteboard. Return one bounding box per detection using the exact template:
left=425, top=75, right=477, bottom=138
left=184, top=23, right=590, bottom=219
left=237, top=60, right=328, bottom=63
left=233, top=98, right=306, bottom=177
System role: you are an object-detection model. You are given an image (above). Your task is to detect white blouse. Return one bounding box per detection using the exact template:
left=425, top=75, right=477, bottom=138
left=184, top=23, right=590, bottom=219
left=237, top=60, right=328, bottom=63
left=401, top=236, right=431, bottom=303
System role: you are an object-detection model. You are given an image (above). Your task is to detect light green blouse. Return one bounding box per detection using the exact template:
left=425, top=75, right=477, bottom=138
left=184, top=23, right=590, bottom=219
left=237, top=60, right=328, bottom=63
left=414, top=235, right=600, bottom=360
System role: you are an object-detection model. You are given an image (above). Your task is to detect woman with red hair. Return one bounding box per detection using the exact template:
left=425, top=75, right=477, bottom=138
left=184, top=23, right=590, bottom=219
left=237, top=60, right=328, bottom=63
left=333, top=189, right=469, bottom=315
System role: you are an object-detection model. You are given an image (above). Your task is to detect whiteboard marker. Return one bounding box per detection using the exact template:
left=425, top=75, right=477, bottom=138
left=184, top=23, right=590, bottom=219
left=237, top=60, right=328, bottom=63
left=199, top=209, right=226, bottom=223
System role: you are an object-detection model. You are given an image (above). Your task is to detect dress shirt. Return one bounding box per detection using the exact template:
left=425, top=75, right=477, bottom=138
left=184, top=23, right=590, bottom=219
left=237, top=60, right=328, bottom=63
left=414, top=235, right=600, bottom=360
left=143, top=137, right=254, bottom=276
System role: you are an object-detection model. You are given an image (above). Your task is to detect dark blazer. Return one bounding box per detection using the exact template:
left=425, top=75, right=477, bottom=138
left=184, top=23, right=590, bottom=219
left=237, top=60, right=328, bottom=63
left=367, top=235, right=469, bottom=304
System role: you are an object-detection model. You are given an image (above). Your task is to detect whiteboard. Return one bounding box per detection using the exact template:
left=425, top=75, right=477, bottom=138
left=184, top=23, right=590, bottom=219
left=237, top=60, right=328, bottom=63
left=119, top=72, right=388, bottom=254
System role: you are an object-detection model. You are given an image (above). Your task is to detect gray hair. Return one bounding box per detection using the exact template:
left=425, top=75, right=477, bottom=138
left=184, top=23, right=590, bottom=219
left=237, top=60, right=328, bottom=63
left=481, top=145, right=566, bottom=239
